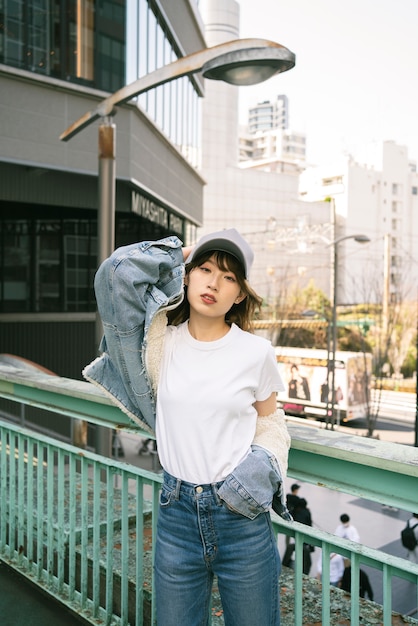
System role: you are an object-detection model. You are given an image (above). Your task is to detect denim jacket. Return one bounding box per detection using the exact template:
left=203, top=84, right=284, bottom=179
left=83, top=236, right=291, bottom=521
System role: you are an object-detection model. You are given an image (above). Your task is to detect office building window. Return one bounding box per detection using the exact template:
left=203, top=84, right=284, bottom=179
left=126, top=0, right=201, bottom=168
left=0, top=0, right=126, bottom=91
left=1, top=0, right=200, bottom=167
left=0, top=218, right=97, bottom=313
left=0, top=210, right=182, bottom=313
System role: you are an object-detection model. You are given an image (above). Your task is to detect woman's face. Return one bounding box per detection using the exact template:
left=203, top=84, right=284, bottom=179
left=185, top=255, right=245, bottom=320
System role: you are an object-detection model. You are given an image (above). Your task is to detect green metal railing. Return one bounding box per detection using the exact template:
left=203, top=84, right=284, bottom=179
left=0, top=363, right=417, bottom=625
left=1, top=420, right=161, bottom=625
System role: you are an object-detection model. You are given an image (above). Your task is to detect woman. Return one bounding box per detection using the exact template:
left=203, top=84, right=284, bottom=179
left=83, top=229, right=291, bottom=626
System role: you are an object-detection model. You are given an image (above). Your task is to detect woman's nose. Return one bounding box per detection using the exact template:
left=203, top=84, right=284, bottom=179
left=208, top=277, right=219, bottom=291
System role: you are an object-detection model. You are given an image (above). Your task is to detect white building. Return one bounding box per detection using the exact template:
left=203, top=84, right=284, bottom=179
left=300, top=141, right=418, bottom=305
left=239, top=127, right=306, bottom=173
left=239, top=93, right=306, bottom=172
left=198, top=0, right=328, bottom=298
left=198, top=2, right=418, bottom=308
left=248, top=95, right=289, bottom=133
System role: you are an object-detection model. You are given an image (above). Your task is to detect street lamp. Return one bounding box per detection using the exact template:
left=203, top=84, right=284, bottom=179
left=60, top=38, right=295, bottom=326
left=328, top=234, right=370, bottom=429
left=60, top=38, right=295, bottom=454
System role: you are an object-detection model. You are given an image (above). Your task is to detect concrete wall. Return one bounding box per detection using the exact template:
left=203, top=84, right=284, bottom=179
left=0, top=69, right=204, bottom=222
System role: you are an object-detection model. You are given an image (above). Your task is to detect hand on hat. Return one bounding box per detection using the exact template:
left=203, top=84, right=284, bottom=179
left=182, top=246, right=194, bottom=262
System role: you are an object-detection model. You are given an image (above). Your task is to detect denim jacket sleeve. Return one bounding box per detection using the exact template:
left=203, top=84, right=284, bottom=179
left=218, top=409, right=292, bottom=521
left=83, top=236, right=184, bottom=432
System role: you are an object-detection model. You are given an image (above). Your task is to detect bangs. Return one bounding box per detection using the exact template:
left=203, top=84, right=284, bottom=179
left=190, top=250, right=245, bottom=278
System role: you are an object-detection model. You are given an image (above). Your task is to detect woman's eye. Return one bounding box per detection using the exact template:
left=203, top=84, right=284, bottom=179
left=225, top=275, right=236, bottom=282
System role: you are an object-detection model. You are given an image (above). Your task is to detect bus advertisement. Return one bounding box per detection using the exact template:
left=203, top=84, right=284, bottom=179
left=275, top=347, right=372, bottom=422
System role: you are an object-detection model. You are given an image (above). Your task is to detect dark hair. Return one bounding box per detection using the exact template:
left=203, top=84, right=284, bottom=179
left=167, top=250, right=262, bottom=331
left=340, top=514, right=350, bottom=524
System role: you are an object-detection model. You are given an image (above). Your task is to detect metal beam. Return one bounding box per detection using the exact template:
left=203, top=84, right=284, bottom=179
left=0, top=364, right=417, bottom=512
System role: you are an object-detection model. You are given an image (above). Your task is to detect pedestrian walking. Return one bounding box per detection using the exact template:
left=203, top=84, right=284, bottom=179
left=335, top=513, right=360, bottom=542
left=83, top=229, right=291, bottom=626
left=341, top=561, right=374, bottom=600
left=316, top=552, right=345, bottom=587
left=293, top=498, right=314, bottom=575
left=286, top=483, right=301, bottom=516
left=284, top=482, right=301, bottom=551
left=401, top=513, right=418, bottom=563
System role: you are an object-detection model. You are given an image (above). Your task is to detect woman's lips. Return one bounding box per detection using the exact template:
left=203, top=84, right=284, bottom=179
left=201, top=293, right=217, bottom=304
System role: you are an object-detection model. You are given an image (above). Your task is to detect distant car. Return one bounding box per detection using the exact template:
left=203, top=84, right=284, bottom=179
left=282, top=402, right=306, bottom=417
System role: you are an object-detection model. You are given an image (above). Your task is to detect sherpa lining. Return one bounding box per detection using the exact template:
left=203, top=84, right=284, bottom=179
left=253, top=408, right=290, bottom=478
left=145, top=309, right=168, bottom=397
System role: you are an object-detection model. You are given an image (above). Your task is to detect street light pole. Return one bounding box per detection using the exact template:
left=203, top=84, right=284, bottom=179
left=60, top=38, right=295, bottom=455
left=328, top=234, right=370, bottom=429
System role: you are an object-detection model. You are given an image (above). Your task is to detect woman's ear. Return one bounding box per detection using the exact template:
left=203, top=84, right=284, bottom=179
left=235, top=293, right=246, bottom=304
left=184, top=273, right=189, bottom=287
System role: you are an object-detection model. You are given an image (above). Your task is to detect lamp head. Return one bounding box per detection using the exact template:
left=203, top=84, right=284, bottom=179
left=353, top=235, right=370, bottom=244
left=202, top=45, right=295, bottom=86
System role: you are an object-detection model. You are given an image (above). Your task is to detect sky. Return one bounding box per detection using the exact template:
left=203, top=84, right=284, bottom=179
left=237, top=0, right=418, bottom=167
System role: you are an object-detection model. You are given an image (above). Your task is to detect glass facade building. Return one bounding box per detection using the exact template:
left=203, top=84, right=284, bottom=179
left=0, top=0, right=200, bottom=165
left=0, top=0, right=125, bottom=91
left=0, top=0, right=205, bottom=378
left=0, top=0, right=202, bottom=317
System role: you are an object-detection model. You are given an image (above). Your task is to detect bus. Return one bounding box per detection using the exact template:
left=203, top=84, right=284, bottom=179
left=275, top=347, right=372, bottom=423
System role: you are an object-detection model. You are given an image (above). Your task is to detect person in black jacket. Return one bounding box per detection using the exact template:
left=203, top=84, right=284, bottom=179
left=293, top=498, right=312, bottom=526
left=283, top=498, right=314, bottom=575
left=286, top=483, right=301, bottom=516
left=341, top=562, right=374, bottom=600
left=284, top=483, right=301, bottom=551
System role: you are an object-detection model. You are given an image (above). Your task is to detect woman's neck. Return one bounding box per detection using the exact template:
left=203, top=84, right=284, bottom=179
left=187, top=317, right=231, bottom=342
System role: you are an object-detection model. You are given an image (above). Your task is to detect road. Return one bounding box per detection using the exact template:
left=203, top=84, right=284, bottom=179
left=371, top=389, right=416, bottom=423
left=333, top=389, right=417, bottom=446
left=286, top=389, right=417, bottom=446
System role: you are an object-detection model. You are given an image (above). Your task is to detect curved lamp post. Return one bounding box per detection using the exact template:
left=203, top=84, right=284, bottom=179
left=60, top=39, right=295, bottom=140
left=60, top=37, right=295, bottom=297
left=60, top=38, right=295, bottom=454
left=328, top=234, right=370, bottom=428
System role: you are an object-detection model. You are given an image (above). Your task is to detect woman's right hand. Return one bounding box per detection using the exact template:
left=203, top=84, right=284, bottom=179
left=182, top=246, right=194, bottom=262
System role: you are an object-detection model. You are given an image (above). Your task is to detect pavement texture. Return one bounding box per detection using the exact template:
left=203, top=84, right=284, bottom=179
left=0, top=561, right=87, bottom=626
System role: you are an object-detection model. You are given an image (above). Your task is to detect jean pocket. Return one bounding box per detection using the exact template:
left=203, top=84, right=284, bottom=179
left=159, top=485, right=174, bottom=507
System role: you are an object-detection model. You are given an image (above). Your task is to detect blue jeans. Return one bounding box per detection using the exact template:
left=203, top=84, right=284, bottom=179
left=155, top=472, right=281, bottom=626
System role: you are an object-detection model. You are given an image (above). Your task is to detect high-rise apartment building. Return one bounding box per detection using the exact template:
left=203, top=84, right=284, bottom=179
left=248, top=95, right=289, bottom=133
left=239, top=93, right=306, bottom=171
left=239, top=127, right=306, bottom=172
left=198, top=0, right=325, bottom=297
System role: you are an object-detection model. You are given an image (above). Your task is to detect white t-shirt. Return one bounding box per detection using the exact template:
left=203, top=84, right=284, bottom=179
left=316, top=553, right=345, bottom=584
left=156, top=321, right=284, bottom=484
left=335, top=523, right=360, bottom=543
